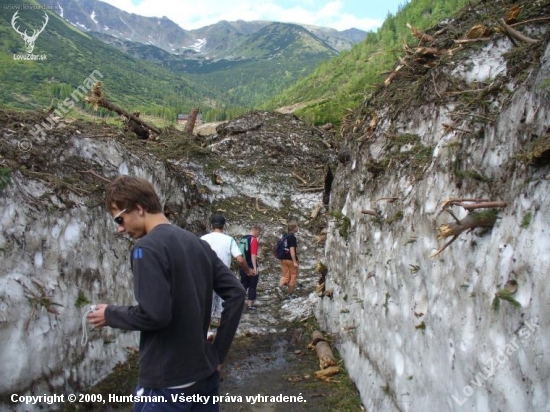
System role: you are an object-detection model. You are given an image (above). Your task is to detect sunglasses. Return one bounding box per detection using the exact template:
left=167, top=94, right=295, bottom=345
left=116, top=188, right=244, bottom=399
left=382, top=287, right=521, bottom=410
left=113, top=209, right=127, bottom=225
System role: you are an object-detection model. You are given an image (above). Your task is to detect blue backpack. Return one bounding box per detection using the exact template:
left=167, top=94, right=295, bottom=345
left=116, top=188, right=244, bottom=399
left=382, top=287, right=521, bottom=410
left=274, top=234, right=290, bottom=259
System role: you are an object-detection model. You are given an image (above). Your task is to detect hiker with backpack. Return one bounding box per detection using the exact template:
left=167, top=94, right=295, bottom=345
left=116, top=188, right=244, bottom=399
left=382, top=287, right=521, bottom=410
left=276, top=221, right=300, bottom=299
left=239, top=224, right=262, bottom=311
left=201, top=214, right=252, bottom=324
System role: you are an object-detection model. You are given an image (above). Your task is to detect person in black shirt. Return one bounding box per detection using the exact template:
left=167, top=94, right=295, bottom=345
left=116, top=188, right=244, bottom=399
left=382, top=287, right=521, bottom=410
left=88, top=176, right=245, bottom=411
left=278, top=221, right=300, bottom=298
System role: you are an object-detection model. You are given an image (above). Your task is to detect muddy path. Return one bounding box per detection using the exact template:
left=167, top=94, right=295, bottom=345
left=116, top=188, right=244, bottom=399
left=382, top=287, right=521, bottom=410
left=217, top=264, right=362, bottom=412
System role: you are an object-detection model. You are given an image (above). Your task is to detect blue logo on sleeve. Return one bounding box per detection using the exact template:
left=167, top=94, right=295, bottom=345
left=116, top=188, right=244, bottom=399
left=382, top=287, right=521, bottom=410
left=133, top=247, right=143, bottom=259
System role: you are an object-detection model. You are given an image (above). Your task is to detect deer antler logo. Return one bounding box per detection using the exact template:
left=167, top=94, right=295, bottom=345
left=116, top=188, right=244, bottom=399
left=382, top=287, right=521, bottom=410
left=11, top=11, right=49, bottom=54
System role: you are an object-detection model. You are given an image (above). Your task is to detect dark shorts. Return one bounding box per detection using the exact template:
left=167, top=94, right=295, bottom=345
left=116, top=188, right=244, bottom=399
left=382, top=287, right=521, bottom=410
left=133, top=370, right=220, bottom=412
left=239, top=269, right=259, bottom=301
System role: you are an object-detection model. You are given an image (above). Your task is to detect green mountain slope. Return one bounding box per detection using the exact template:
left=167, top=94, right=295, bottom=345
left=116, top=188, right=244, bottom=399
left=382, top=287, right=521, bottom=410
left=184, top=23, right=338, bottom=107
left=263, top=0, right=471, bottom=125
left=0, top=1, right=224, bottom=121
left=90, top=22, right=339, bottom=109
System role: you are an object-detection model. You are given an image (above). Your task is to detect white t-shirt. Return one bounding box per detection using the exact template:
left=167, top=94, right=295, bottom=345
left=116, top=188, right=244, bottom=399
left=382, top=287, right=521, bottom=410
left=201, top=232, right=241, bottom=267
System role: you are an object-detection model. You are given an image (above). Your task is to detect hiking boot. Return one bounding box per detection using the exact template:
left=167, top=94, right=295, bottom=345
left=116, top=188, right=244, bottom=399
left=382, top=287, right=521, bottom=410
left=288, top=294, right=298, bottom=300
left=246, top=305, right=256, bottom=312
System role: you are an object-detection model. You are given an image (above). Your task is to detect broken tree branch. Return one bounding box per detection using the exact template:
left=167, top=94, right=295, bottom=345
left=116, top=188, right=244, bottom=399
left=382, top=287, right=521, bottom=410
left=298, top=187, right=324, bottom=192
left=314, top=366, right=340, bottom=380
left=430, top=235, right=459, bottom=258
left=361, top=209, right=378, bottom=216
left=86, top=82, right=161, bottom=136
left=510, top=17, right=550, bottom=27
left=430, top=199, right=506, bottom=257
left=407, top=23, right=435, bottom=44
left=442, top=123, right=472, bottom=134
left=374, top=197, right=399, bottom=203
left=436, top=210, right=498, bottom=240
left=454, top=37, right=491, bottom=44
left=432, top=71, right=441, bottom=98
left=78, top=169, right=112, bottom=183
left=292, top=171, right=309, bottom=185
left=498, top=18, right=540, bottom=45
left=446, top=89, right=486, bottom=96
left=415, top=47, right=447, bottom=57
left=440, top=198, right=505, bottom=210
left=384, top=64, right=405, bottom=87
left=454, top=201, right=507, bottom=210
left=255, top=198, right=268, bottom=213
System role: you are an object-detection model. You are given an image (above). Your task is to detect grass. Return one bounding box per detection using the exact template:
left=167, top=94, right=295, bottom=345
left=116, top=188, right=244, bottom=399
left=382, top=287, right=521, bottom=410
left=492, top=289, right=521, bottom=312
left=75, top=290, right=91, bottom=308
left=454, top=169, right=492, bottom=183
left=520, top=212, right=532, bottom=229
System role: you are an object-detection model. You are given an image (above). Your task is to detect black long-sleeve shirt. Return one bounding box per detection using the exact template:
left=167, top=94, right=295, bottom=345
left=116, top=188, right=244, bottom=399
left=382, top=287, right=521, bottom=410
left=105, top=224, right=245, bottom=388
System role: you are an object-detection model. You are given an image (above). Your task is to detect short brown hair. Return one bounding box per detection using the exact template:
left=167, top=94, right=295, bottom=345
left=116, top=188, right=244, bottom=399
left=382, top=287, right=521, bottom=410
left=287, top=221, right=298, bottom=232
left=105, top=175, right=162, bottom=213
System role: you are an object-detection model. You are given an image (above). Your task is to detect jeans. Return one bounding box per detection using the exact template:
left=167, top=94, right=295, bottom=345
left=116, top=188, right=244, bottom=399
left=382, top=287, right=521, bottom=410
left=133, top=370, right=220, bottom=412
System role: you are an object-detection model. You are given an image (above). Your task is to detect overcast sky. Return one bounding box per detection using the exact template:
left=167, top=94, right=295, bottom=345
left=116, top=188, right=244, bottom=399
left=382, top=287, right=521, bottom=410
left=97, top=0, right=408, bottom=32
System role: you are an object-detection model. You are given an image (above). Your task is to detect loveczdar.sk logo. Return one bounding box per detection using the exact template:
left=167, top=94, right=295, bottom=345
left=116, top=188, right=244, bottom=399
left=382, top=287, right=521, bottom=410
left=11, top=10, right=48, bottom=55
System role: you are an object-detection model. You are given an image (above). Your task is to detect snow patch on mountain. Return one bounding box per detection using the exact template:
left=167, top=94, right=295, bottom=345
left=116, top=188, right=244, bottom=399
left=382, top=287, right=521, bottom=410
left=183, top=38, right=207, bottom=52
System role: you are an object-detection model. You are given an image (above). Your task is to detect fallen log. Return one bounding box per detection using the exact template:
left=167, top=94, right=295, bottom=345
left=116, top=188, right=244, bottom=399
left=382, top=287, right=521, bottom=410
left=86, top=82, right=161, bottom=137
left=311, top=330, right=325, bottom=345
left=316, top=341, right=337, bottom=369
left=311, top=331, right=337, bottom=369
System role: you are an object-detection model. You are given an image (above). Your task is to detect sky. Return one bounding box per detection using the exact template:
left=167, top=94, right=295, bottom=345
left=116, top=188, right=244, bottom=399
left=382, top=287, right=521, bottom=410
left=98, top=0, right=408, bottom=32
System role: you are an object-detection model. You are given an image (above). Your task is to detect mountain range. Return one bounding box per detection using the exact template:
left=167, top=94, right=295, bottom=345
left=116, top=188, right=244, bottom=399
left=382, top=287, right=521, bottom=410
left=1, top=0, right=368, bottom=117
left=40, top=0, right=366, bottom=59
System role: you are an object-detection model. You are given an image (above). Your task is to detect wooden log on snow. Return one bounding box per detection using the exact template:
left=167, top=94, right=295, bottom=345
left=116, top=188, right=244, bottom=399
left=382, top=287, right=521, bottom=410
left=311, top=330, right=337, bottom=369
